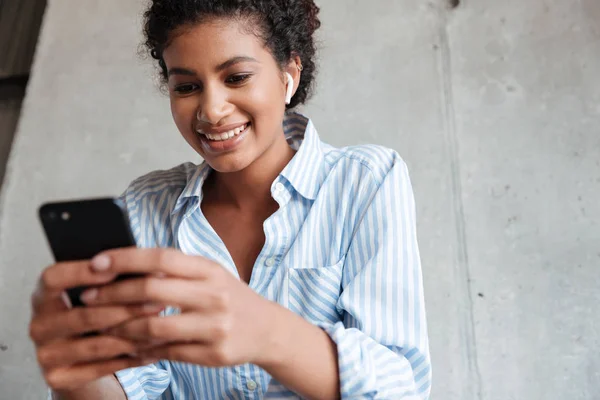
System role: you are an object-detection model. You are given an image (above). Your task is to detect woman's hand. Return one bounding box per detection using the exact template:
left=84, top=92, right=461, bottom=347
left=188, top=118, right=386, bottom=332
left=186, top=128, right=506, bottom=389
left=29, top=258, right=162, bottom=391
left=80, top=248, right=279, bottom=368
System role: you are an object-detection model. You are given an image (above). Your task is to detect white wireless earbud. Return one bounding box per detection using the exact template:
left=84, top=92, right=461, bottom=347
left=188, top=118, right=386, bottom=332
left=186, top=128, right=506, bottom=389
left=285, top=72, right=294, bottom=105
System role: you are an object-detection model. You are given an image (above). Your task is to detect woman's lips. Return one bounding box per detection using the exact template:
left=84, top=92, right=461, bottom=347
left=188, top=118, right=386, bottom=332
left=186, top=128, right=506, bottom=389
left=196, top=122, right=248, bottom=141
left=196, top=123, right=251, bottom=153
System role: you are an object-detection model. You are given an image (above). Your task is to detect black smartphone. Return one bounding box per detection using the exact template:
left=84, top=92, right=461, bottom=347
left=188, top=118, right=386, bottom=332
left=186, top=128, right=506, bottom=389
left=38, top=197, right=139, bottom=307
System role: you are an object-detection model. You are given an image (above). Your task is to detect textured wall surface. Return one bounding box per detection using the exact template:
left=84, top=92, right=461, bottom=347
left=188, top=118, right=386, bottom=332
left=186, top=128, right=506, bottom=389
left=0, top=0, right=598, bottom=399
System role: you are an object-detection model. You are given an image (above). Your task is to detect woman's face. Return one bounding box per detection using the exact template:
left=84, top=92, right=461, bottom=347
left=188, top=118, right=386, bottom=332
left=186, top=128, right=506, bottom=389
left=162, top=18, right=292, bottom=173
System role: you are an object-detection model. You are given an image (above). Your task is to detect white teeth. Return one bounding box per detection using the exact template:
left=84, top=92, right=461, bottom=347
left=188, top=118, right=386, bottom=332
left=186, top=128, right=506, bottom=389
left=198, top=124, right=247, bottom=141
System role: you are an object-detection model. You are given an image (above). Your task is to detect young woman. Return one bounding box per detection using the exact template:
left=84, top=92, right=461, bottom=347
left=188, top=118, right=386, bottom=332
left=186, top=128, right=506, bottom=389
left=30, top=1, right=431, bottom=399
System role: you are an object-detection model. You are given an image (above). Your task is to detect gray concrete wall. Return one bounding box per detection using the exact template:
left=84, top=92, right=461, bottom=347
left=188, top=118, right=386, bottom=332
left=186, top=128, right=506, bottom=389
left=1, top=0, right=598, bottom=399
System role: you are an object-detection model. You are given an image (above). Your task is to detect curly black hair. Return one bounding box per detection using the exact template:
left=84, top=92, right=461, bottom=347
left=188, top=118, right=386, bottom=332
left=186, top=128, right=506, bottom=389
left=142, top=0, right=321, bottom=109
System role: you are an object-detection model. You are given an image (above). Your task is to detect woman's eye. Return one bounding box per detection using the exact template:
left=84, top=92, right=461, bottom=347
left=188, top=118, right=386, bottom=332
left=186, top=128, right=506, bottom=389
left=174, top=84, right=199, bottom=94
left=226, top=74, right=251, bottom=85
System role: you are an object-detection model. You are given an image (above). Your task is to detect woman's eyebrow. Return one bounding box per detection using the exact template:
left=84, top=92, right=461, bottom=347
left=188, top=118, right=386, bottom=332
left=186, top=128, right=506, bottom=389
left=167, top=67, right=197, bottom=77
left=167, top=56, right=259, bottom=78
left=215, top=56, right=259, bottom=72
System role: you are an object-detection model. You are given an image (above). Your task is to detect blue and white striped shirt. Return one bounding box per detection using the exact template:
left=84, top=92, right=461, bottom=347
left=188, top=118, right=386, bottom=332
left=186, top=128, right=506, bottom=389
left=113, top=113, right=431, bottom=399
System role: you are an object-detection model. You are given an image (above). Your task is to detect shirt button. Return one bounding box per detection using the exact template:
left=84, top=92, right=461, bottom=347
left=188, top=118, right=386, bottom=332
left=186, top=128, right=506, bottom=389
left=274, top=182, right=285, bottom=193
left=265, top=258, right=276, bottom=267
left=247, top=380, right=257, bottom=391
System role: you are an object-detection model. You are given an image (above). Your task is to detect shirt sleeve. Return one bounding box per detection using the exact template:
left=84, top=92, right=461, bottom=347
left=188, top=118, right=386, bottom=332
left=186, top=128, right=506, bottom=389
left=45, top=362, right=171, bottom=400
left=319, top=153, right=431, bottom=399
left=114, top=361, right=172, bottom=400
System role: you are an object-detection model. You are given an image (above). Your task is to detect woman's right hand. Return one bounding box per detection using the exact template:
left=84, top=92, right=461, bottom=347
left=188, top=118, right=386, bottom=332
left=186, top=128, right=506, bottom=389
left=29, top=259, right=161, bottom=391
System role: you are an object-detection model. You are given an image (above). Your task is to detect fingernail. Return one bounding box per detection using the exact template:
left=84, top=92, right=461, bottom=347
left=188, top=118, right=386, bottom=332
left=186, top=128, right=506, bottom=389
left=91, top=254, right=111, bottom=271
left=61, top=291, right=73, bottom=309
left=81, top=288, right=98, bottom=303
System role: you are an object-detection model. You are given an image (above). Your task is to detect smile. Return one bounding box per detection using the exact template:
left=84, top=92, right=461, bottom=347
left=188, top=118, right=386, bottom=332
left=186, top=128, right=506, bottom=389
left=196, top=123, right=250, bottom=141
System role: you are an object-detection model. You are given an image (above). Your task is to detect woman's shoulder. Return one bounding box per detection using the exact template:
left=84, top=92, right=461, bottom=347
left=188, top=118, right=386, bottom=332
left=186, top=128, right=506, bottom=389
left=324, top=143, right=407, bottom=185
left=121, top=162, right=199, bottom=201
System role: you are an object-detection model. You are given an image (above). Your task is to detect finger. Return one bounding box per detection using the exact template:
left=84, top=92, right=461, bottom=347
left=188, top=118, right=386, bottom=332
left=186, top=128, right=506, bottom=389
left=40, top=260, right=118, bottom=293
left=107, top=313, right=228, bottom=343
left=44, top=356, right=159, bottom=391
left=141, top=343, right=233, bottom=368
left=90, top=248, right=218, bottom=279
left=135, top=339, right=172, bottom=350
left=31, top=285, right=67, bottom=316
left=37, top=336, right=138, bottom=368
left=32, top=274, right=76, bottom=316
left=81, top=278, right=227, bottom=310
left=29, top=304, right=163, bottom=344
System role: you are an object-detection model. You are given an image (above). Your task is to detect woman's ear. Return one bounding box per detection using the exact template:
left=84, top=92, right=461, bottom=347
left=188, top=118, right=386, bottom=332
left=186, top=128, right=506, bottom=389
left=284, top=55, right=303, bottom=103
left=285, top=73, right=294, bottom=104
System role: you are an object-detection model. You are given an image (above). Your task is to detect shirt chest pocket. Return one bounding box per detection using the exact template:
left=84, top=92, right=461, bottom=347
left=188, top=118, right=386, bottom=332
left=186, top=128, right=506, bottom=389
left=286, top=257, right=345, bottom=325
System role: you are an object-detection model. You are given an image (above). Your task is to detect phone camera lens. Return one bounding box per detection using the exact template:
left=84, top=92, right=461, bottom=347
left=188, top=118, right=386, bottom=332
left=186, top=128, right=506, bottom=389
left=47, top=212, right=57, bottom=220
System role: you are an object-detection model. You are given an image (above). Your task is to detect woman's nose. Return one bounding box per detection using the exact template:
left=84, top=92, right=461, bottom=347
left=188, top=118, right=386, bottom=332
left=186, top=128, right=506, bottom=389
left=196, top=88, right=233, bottom=124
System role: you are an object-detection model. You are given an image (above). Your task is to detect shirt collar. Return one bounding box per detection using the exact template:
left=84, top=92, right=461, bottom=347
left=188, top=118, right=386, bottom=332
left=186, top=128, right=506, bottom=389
left=280, top=113, right=326, bottom=200
left=176, top=162, right=211, bottom=207
left=175, top=112, right=326, bottom=210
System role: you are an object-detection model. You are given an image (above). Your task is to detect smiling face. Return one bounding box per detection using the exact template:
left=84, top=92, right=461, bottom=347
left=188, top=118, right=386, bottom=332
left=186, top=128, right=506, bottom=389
left=162, top=18, right=295, bottom=173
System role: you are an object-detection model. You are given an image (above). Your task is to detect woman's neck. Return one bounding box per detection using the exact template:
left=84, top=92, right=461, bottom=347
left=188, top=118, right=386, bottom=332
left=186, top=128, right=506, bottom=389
left=204, top=136, right=296, bottom=212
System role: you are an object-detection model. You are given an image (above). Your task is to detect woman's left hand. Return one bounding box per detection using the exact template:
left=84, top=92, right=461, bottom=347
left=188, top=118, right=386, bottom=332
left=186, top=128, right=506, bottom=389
left=80, top=248, right=279, bottom=368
